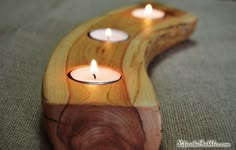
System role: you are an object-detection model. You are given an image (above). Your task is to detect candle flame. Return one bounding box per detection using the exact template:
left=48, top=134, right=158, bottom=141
left=90, top=59, right=98, bottom=73
left=144, top=4, right=153, bottom=16
left=105, top=28, right=112, bottom=39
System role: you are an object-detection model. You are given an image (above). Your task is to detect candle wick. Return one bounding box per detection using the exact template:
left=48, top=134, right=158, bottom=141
left=92, top=74, right=96, bottom=80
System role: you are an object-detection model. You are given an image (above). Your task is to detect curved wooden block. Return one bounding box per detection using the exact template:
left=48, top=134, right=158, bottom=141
left=42, top=2, right=197, bottom=150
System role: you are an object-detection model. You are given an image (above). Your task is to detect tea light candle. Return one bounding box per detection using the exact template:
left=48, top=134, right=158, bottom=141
left=132, top=4, right=165, bottom=19
left=68, top=59, right=122, bottom=85
left=89, top=28, right=129, bottom=42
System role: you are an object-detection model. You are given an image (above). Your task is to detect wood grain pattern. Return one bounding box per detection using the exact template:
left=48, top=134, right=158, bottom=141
left=42, top=3, right=197, bottom=150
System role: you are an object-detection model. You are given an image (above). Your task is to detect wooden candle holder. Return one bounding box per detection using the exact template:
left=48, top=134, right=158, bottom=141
left=42, top=3, right=197, bottom=150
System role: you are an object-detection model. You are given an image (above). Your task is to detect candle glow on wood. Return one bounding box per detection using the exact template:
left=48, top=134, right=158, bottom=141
left=132, top=4, right=165, bottom=19
left=68, top=59, right=122, bottom=85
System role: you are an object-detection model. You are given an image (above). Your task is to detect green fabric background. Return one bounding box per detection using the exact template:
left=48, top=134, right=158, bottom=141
left=0, top=0, right=235, bottom=149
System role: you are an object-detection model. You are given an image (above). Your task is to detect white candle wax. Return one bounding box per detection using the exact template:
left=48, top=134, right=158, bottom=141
left=89, top=28, right=129, bottom=42
left=68, top=66, right=122, bottom=85
left=132, top=4, right=165, bottom=19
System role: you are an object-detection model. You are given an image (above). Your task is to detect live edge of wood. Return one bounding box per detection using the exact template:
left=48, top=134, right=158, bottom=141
left=42, top=2, right=197, bottom=150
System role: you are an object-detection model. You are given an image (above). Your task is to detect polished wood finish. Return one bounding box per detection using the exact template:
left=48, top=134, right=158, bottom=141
left=42, top=3, right=197, bottom=150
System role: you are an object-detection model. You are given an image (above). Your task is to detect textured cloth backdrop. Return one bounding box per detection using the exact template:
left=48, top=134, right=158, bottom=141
left=0, top=0, right=235, bottom=149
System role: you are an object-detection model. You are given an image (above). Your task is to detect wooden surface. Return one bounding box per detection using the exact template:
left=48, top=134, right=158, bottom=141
left=42, top=2, right=197, bottom=150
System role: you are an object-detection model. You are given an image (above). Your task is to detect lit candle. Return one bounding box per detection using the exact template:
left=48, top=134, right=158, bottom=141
left=89, top=28, right=129, bottom=42
left=68, top=59, right=122, bottom=85
left=132, top=4, right=165, bottom=19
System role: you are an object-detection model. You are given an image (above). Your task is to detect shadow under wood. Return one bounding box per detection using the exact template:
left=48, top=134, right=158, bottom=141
left=40, top=113, right=54, bottom=150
